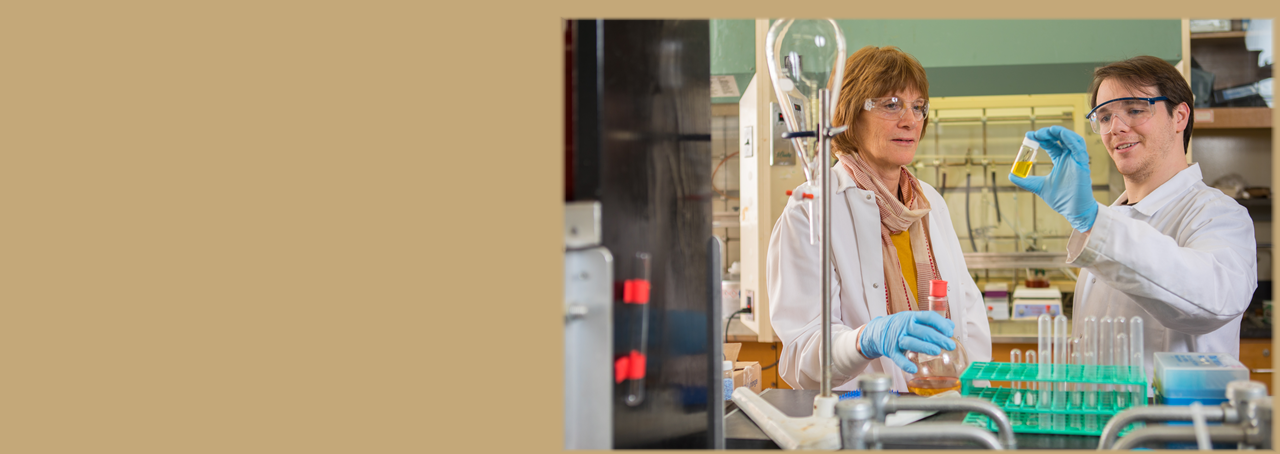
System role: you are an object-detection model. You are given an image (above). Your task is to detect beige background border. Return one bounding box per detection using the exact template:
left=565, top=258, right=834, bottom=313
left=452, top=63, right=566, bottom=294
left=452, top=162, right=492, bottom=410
left=2, top=1, right=1277, bottom=453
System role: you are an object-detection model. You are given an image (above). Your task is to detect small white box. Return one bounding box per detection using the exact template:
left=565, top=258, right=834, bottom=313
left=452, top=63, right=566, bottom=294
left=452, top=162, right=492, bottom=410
left=1189, top=19, right=1232, bottom=33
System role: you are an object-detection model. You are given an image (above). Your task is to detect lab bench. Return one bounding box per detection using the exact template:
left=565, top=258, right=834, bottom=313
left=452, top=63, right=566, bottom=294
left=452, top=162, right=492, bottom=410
left=725, top=388, right=1102, bottom=449
left=726, top=317, right=1272, bottom=393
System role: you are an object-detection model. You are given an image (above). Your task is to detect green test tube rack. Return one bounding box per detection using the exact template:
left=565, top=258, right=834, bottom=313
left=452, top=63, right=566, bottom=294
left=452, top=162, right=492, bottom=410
left=958, top=361, right=1148, bottom=436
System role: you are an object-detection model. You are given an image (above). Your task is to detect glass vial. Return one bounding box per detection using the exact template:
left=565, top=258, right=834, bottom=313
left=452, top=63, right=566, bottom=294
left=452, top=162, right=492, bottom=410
left=1011, top=137, right=1040, bottom=178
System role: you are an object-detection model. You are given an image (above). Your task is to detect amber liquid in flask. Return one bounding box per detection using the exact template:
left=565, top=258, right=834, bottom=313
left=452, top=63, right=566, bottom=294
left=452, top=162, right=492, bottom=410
left=905, top=279, right=969, bottom=396
left=1010, top=137, right=1040, bottom=178
left=907, top=376, right=961, bottom=396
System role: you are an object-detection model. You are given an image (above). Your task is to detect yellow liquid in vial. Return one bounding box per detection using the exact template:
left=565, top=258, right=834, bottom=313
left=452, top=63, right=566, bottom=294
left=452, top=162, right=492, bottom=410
left=1011, top=161, right=1034, bottom=178
left=906, top=376, right=961, bottom=396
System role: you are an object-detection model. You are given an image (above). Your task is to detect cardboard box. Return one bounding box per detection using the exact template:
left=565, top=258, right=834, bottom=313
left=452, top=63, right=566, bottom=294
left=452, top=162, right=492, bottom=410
left=724, top=343, right=763, bottom=394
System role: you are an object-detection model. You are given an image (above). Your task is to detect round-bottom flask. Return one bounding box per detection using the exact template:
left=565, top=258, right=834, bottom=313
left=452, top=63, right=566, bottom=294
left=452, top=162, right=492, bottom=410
left=905, top=279, right=970, bottom=396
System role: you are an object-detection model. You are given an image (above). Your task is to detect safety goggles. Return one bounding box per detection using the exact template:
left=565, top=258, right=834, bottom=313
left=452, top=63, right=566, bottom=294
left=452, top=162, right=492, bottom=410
left=863, top=96, right=929, bottom=122
left=1085, top=96, right=1169, bottom=135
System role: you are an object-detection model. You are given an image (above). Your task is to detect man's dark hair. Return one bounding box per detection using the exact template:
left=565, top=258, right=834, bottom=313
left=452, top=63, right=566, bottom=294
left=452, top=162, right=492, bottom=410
left=1088, top=56, right=1194, bottom=154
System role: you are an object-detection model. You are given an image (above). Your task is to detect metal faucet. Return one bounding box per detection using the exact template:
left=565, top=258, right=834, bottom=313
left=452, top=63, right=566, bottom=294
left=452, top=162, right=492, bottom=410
left=835, top=374, right=1016, bottom=450
left=1103, top=380, right=1272, bottom=450
left=836, top=399, right=1004, bottom=450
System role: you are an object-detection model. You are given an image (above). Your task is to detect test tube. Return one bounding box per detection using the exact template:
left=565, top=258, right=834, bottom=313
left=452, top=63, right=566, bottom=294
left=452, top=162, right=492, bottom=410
left=1115, top=333, right=1129, bottom=409
left=1053, top=315, right=1067, bottom=430
left=1071, top=344, right=1083, bottom=429
left=1083, top=316, right=1098, bottom=431
left=1099, top=316, right=1113, bottom=399
left=1114, top=315, right=1128, bottom=394
left=1010, top=348, right=1022, bottom=396
left=1083, top=316, right=1098, bottom=409
left=1037, top=313, right=1051, bottom=416
left=1130, top=316, right=1145, bottom=405
left=1026, top=349, right=1037, bottom=407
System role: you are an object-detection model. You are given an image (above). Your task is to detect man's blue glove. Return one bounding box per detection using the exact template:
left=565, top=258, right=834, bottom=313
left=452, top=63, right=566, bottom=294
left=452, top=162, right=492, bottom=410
left=859, top=311, right=956, bottom=374
left=1008, top=126, right=1099, bottom=232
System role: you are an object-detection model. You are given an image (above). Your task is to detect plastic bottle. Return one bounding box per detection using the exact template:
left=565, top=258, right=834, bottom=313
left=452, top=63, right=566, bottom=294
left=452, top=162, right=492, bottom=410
left=723, top=360, right=735, bottom=400
left=906, top=280, right=970, bottom=396
left=1011, top=137, right=1040, bottom=178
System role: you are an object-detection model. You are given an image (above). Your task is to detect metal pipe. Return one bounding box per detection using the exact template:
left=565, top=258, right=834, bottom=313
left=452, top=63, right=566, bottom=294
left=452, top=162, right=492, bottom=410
left=819, top=88, right=833, bottom=398
left=887, top=397, right=1018, bottom=449
left=866, top=423, right=1004, bottom=450
left=1112, top=425, right=1247, bottom=450
left=1097, top=404, right=1232, bottom=449
left=965, top=173, right=976, bottom=252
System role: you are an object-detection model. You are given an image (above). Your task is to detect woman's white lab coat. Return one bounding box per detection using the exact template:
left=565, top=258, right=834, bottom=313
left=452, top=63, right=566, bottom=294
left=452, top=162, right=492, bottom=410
left=767, top=163, right=992, bottom=392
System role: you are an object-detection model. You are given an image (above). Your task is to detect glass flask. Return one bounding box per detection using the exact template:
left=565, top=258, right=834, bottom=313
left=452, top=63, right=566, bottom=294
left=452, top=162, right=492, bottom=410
left=1011, top=136, right=1040, bottom=178
left=905, top=279, right=970, bottom=396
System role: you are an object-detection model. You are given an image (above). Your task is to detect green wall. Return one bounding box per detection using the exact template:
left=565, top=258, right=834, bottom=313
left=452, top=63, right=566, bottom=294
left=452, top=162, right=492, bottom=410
left=711, top=19, right=1183, bottom=102
left=711, top=19, right=756, bottom=104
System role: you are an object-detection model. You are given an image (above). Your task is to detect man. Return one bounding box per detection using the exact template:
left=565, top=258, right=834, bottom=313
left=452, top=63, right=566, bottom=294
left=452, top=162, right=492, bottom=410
left=1010, top=56, right=1257, bottom=380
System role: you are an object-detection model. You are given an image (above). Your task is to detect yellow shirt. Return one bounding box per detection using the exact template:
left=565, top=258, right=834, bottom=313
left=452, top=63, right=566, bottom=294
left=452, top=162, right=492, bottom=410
left=890, top=229, right=917, bottom=302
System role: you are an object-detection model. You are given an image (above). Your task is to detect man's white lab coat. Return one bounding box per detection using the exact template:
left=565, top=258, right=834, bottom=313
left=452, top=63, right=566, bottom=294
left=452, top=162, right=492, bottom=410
left=767, top=164, right=992, bottom=392
left=1069, top=163, right=1257, bottom=382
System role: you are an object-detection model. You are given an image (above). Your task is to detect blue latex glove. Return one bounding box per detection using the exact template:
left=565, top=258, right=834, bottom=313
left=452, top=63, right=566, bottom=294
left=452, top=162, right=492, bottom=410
left=859, top=311, right=956, bottom=374
left=1008, top=126, right=1099, bottom=232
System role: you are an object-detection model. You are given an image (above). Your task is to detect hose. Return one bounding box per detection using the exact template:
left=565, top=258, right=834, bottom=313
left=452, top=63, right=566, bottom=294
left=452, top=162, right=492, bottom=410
left=990, top=171, right=1002, bottom=224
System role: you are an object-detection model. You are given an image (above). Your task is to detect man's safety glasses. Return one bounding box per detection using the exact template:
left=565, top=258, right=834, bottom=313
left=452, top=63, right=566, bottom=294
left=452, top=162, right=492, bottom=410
left=1085, top=96, right=1169, bottom=135
left=863, top=97, right=929, bottom=122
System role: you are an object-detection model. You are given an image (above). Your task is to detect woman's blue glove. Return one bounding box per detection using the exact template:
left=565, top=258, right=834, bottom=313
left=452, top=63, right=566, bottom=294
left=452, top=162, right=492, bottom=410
left=1008, top=126, right=1099, bottom=232
left=859, top=311, right=956, bottom=374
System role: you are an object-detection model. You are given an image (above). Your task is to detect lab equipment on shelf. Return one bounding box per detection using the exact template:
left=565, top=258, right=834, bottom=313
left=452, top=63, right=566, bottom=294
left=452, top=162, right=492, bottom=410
left=1011, top=286, right=1062, bottom=319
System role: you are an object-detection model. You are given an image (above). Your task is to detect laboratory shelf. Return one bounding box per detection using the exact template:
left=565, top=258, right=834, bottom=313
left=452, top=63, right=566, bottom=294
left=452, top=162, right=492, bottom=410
left=959, top=361, right=1148, bottom=436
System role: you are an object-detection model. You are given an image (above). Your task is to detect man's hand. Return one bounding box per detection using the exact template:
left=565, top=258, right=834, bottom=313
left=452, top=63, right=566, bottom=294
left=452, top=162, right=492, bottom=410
left=1009, top=126, right=1098, bottom=232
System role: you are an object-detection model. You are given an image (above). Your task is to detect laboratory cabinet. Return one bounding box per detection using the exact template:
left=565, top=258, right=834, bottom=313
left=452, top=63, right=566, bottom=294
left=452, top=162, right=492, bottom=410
left=1239, top=338, right=1274, bottom=393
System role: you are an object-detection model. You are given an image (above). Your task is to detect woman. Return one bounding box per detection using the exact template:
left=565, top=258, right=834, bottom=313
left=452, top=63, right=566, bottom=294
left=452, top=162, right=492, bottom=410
left=767, top=46, right=991, bottom=392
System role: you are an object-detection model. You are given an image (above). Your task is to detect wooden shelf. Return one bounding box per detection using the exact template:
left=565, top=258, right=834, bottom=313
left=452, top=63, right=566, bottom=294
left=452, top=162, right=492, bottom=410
left=1191, top=31, right=1249, bottom=40
left=1194, top=107, right=1272, bottom=129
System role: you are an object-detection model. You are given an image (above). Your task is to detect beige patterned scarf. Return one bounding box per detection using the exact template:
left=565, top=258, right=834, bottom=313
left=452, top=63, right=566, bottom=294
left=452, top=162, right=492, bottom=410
left=838, top=152, right=941, bottom=315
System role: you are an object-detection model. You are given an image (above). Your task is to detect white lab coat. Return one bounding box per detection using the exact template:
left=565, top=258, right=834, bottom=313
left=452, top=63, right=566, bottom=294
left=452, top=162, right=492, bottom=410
left=1069, top=163, right=1257, bottom=383
left=767, top=163, right=992, bottom=392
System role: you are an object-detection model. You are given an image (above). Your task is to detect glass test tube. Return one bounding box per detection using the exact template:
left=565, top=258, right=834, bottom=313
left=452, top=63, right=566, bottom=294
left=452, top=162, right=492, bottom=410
left=1083, top=316, right=1098, bottom=409
left=1114, top=317, right=1127, bottom=406
left=1010, top=348, right=1022, bottom=402
left=1099, top=316, right=1113, bottom=398
left=1115, top=334, right=1129, bottom=408
left=1130, top=316, right=1145, bottom=405
left=1071, top=348, right=1083, bottom=429
left=1053, top=315, right=1067, bottom=430
left=1026, top=350, right=1037, bottom=407
left=1037, top=313, right=1051, bottom=415
left=1083, top=316, right=1098, bottom=431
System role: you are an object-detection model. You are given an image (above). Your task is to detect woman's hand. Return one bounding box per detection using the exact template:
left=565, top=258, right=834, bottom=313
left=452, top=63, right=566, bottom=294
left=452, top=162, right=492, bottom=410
left=858, top=311, right=956, bottom=373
